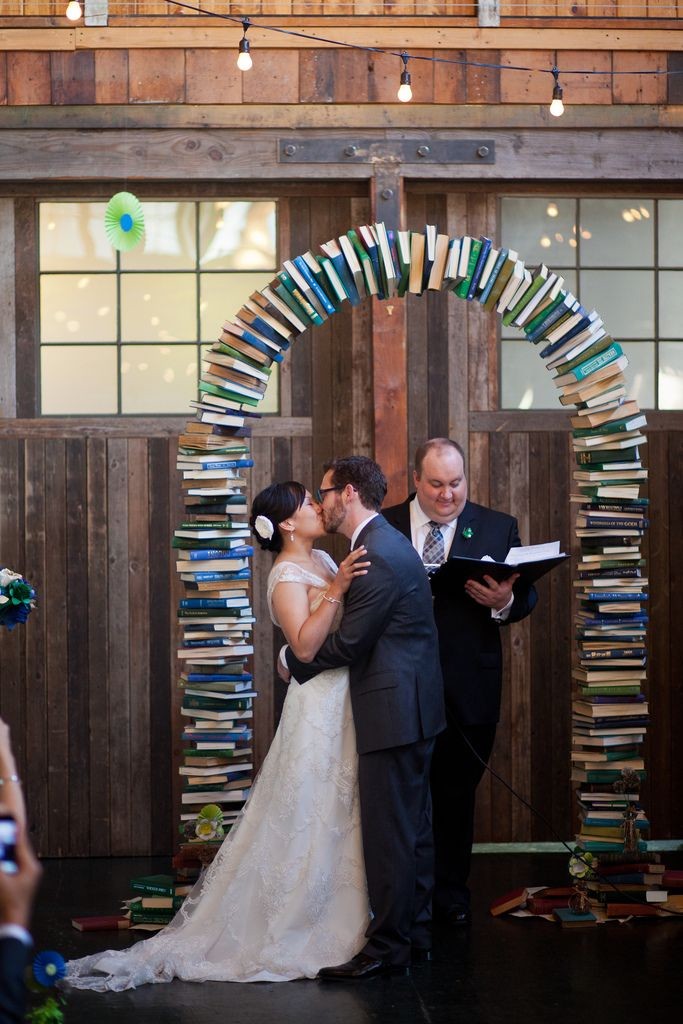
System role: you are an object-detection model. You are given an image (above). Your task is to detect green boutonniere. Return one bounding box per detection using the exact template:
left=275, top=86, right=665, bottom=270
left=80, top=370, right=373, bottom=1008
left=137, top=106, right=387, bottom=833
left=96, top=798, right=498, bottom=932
left=462, top=526, right=473, bottom=540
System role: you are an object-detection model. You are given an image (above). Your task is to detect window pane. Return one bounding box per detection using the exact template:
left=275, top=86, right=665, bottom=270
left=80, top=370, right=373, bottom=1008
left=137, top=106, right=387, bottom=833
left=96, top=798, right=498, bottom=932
left=579, top=270, right=654, bottom=339
left=657, top=200, right=683, bottom=268
left=658, top=271, right=683, bottom=338
left=500, top=340, right=559, bottom=409
left=580, top=199, right=654, bottom=267
left=39, top=202, right=115, bottom=271
left=200, top=272, right=275, bottom=342
left=199, top=202, right=277, bottom=270
left=622, top=341, right=655, bottom=409
left=659, top=341, right=683, bottom=410
left=120, top=203, right=196, bottom=271
left=41, top=346, right=118, bottom=414
left=121, top=344, right=198, bottom=414
left=500, top=198, right=577, bottom=269
left=41, top=274, right=117, bottom=343
left=121, top=273, right=197, bottom=342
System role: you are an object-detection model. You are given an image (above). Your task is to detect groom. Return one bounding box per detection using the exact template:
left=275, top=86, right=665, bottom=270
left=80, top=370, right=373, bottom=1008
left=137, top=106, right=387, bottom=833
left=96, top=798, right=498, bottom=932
left=283, top=456, right=446, bottom=978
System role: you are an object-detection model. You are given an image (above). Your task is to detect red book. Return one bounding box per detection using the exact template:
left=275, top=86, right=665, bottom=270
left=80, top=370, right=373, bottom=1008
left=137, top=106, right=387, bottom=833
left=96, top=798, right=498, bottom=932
left=598, top=862, right=664, bottom=876
left=489, top=887, right=528, bottom=916
left=662, top=870, right=683, bottom=889
left=605, top=903, right=661, bottom=917
left=72, top=915, right=130, bottom=932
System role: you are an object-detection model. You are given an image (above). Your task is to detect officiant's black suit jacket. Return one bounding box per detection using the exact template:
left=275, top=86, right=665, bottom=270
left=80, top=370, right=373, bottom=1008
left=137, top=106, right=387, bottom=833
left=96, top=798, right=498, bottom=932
left=382, top=497, right=538, bottom=725
left=0, top=937, right=29, bottom=1024
left=285, top=514, right=445, bottom=753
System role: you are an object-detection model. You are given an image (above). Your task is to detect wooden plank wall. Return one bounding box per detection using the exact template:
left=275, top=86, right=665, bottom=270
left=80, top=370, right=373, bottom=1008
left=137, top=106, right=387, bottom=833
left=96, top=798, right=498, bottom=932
left=0, top=43, right=672, bottom=108
left=1, top=171, right=681, bottom=854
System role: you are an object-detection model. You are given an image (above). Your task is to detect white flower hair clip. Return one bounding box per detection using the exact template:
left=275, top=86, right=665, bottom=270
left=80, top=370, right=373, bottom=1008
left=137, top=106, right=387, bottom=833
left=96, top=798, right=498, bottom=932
left=254, top=515, right=275, bottom=541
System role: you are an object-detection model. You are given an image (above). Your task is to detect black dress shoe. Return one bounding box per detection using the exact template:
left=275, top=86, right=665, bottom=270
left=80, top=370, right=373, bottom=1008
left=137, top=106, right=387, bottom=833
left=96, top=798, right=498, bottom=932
left=317, top=953, right=410, bottom=980
left=411, top=947, right=433, bottom=964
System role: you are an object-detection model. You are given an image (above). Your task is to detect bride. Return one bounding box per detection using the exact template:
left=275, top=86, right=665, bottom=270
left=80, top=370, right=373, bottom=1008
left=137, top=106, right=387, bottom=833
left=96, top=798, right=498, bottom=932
left=65, top=481, right=371, bottom=989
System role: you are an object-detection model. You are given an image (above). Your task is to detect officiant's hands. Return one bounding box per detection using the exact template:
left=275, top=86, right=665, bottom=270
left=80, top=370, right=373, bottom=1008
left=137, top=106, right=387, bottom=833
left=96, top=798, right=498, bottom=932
left=464, top=572, right=519, bottom=611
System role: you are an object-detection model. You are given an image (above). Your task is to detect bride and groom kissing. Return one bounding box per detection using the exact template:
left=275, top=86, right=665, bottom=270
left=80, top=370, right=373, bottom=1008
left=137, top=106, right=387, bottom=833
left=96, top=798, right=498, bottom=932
left=66, top=455, right=446, bottom=990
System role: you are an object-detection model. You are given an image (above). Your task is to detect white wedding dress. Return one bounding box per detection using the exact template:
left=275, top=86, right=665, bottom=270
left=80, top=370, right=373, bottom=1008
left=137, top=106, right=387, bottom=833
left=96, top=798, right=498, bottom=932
left=66, top=550, right=369, bottom=989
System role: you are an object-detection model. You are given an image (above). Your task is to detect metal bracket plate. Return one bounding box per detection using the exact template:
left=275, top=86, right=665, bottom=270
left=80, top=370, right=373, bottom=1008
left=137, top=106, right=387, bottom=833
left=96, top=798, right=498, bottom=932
left=278, top=139, right=495, bottom=165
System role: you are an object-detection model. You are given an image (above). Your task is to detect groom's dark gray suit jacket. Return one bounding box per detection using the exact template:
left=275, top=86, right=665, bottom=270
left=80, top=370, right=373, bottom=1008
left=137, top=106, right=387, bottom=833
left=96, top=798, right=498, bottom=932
left=285, top=515, right=446, bottom=754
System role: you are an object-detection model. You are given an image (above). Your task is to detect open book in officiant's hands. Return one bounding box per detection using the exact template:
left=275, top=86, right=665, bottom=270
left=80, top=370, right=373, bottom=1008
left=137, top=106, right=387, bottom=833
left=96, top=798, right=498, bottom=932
left=428, top=541, right=568, bottom=591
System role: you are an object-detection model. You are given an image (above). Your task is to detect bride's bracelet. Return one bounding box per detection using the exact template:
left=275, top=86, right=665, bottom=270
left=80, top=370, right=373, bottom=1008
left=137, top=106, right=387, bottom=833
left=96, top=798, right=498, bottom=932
left=0, top=773, right=20, bottom=786
left=322, top=594, right=341, bottom=606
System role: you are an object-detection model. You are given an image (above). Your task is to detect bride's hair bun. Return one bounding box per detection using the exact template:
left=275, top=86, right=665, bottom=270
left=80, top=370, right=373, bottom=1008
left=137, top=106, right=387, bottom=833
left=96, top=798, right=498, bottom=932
left=250, top=481, right=306, bottom=554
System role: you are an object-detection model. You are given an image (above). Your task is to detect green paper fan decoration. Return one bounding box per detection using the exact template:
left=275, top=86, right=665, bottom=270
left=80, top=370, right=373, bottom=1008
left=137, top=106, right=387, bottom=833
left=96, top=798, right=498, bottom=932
left=104, top=191, right=145, bottom=251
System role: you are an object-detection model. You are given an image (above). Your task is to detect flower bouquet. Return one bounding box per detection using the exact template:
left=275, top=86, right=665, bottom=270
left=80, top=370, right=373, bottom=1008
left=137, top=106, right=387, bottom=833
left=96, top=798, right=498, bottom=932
left=0, top=567, right=36, bottom=631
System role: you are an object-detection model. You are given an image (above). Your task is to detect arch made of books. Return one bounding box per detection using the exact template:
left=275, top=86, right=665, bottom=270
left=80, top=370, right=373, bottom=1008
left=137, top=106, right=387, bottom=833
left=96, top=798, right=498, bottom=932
left=176, top=225, right=649, bottom=858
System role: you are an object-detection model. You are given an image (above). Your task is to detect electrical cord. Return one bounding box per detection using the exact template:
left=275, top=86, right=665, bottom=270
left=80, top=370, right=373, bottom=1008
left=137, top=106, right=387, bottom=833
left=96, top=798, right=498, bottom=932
left=455, top=721, right=683, bottom=916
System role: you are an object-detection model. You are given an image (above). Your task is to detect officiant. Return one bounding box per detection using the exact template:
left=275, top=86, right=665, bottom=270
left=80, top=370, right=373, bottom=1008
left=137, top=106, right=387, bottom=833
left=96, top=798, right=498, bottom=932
left=383, top=437, right=538, bottom=925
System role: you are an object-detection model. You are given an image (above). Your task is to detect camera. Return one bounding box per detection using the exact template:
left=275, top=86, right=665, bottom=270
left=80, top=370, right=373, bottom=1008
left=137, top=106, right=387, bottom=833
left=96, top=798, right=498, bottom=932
left=0, top=813, right=18, bottom=874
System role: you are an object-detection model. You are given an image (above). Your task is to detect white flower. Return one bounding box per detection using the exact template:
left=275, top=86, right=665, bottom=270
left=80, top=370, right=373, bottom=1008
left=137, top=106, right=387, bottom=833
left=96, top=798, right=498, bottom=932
left=0, top=595, right=8, bottom=606
left=0, top=568, right=22, bottom=588
left=254, top=515, right=274, bottom=541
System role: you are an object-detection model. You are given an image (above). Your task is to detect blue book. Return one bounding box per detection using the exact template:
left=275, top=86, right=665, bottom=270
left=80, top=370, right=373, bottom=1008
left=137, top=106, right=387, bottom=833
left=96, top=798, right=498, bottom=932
left=466, top=237, right=492, bottom=300
left=184, top=673, right=252, bottom=682
left=182, top=459, right=254, bottom=471
left=582, top=592, right=648, bottom=602
left=478, top=247, right=508, bottom=305
left=527, top=294, right=579, bottom=344
left=182, top=637, right=246, bottom=648
left=178, top=548, right=252, bottom=561
left=540, top=310, right=594, bottom=358
left=180, top=569, right=251, bottom=582
left=292, top=256, right=337, bottom=316
left=179, top=599, right=251, bottom=610
left=237, top=313, right=288, bottom=347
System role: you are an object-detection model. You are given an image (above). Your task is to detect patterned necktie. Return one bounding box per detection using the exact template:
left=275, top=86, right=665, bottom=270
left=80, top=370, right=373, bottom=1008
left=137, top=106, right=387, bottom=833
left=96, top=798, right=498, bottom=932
left=422, top=521, right=445, bottom=567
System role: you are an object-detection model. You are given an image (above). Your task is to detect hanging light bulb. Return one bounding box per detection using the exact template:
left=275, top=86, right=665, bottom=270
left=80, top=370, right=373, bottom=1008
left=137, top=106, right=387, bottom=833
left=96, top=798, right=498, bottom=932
left=65, top=0, right=82, bottom=19
left=397, top=52, right=413, bottom=103
left=237, top=19, right=253, bottom=72
left=549, top=67, right=565, bottom=118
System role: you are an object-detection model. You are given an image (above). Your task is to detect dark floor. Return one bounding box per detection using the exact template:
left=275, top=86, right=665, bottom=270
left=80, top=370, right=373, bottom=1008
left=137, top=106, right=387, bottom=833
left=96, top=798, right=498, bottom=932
left=32, top=852, right=682, bottom=1024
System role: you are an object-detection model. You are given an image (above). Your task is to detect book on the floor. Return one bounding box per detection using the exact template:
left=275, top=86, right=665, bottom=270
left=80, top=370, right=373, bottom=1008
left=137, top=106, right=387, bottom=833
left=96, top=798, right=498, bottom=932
left=71, top=914, right=130, bottom=931
left=553, top=907, right=597, bottom=927
left=428, top=542, right=567, bottom=588
left=489, top=886, right=528, bottom=916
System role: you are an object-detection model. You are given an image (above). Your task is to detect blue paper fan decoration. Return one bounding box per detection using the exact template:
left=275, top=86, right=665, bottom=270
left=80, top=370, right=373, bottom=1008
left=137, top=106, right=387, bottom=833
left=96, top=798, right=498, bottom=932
left=104, top=191, right=145, bottom=251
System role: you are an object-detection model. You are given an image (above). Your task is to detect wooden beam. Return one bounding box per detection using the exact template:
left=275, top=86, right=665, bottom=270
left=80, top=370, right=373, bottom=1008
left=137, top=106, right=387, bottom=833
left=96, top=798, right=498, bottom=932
left=3, top=104, right=683, bottom=133
left=370, top=166, right=408, bottom=504
left=0, top=200, right=16, bottom=418
left=0, top=416, right=312, bottom=437
left=68, top=26, right=683, bottom=51
left=1, top=25, right=681, bottom=52
left=2, top=127, right=683, bottom=181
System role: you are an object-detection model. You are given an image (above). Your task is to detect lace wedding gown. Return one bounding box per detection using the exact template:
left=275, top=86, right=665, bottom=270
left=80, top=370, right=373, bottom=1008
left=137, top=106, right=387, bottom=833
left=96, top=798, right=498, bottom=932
left=66, top=550, right=369, bottom=989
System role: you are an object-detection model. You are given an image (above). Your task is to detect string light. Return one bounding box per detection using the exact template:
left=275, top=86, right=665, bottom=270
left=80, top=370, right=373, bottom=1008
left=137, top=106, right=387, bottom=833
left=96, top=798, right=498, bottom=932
left=397, top=52, right=412, bottom=103
left=65, top=0, right=82, bottom=18
left=160, top=0, right=683, bottom=115
left=237, top=19, right=253, bottom=72
left=549, top=67, right=565, bottom=118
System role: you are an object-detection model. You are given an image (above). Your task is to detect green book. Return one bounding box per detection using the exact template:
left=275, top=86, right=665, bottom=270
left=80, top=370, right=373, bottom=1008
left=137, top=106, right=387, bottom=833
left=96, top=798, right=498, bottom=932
left=502, top=266, right=549, bottom=326
left=577, top=685, right=642, bottom=696
left=556, top=335, right=619, bottom=377
left=347, top=229, right=379, bottom=297
left=481, top=250, right=518, bottom=311
left=274, top=275, right=322, bottom=326
left=453, top=239, right=482, bottom=298
left=183, top=695, right=253, bottom=710
left=523, top=289, right=568, bottom=337
left=130, top=874, right=188, bottom=897
left=198, top=381, right=260, bottom=409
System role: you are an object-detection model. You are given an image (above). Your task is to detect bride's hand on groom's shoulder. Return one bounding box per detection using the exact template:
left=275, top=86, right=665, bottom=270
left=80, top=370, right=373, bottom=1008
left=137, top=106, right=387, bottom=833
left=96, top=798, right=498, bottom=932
left=334, top=546, right=371, bottom=597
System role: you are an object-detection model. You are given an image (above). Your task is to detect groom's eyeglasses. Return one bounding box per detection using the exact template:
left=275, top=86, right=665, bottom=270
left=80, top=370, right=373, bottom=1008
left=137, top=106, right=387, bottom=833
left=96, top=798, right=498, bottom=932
left=314, top=485, right=343, bottom=503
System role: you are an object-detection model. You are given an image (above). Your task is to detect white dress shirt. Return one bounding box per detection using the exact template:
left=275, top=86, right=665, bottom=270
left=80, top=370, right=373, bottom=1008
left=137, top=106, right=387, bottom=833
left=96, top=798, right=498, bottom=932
left=408, top=497, right=513, bottom=621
